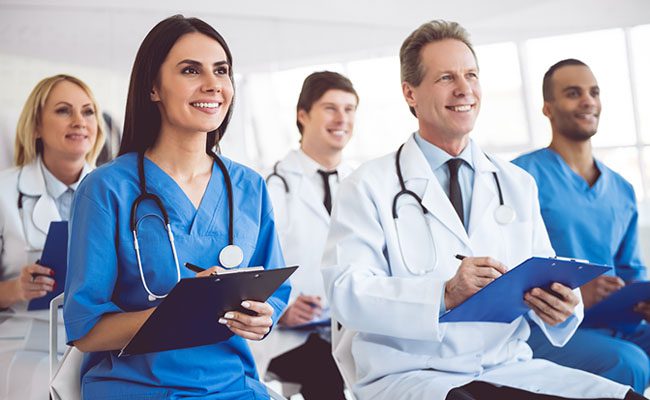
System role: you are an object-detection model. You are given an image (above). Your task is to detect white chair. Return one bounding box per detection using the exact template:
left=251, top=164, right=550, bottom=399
left=48, top=293, right=287, bottom=400
left=331, top=318, right=357, bottom=400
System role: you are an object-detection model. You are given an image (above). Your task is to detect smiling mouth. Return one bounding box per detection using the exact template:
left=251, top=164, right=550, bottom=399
left=65, top=133, right=88, bottom=140
left=446, top=104, right=474, bottom=112
left=190, top=102, right=222, bottom=109
left=328, top=129, right=348, bottom=137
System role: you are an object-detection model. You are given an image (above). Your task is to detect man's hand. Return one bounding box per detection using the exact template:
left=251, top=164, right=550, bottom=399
left=580, top=276, right=624, bottom=308
left=524, top=283, right=579, bottom=326
left=444, top=257, right=507, bottom=310
left=278, top=295, right=322, bottom=327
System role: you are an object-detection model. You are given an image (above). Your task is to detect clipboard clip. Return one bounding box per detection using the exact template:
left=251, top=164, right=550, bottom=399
left=553, top=256, right=589, bottom=264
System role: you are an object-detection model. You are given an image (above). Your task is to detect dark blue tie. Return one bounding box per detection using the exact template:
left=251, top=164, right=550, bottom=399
left=317, top=170, right=338, bottom=214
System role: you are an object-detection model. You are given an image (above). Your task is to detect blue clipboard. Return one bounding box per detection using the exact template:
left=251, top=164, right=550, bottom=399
left=440, top=257, right=611, bottom=323
left=119, top=265, right=298, bottom=357
left=583, top=281, right=650, bottom=330
left=28, top=221, right=68, bottom=311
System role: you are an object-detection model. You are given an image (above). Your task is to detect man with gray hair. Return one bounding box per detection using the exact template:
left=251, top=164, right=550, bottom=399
left=321, top=20, right=645, bottom=400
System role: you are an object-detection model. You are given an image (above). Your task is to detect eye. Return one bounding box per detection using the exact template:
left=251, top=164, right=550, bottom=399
left=466, top=72, right=479, bottom=79
left=215, top=65, right=230, bottom=75
left=55, top=107, right=71, bottom=115
left=439, top=75, right=453, bottom=82
left=591, top=88, right=600, bottom=98
left=181, top=66, right=200, bottom=75
left=566, top=89, right=580, bottom=98
left=82, top=108, right=95, bottom=117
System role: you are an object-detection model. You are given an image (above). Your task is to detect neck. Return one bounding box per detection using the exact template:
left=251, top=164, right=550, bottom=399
left=548, top=131, right=598, bottom=184
left=41, top=152, right=85, bottom=185
left=300, top=142, right=341, bottom=170
left=418, top=129, right=469, bottom=157
left=146, top=129, right=213, bottom=181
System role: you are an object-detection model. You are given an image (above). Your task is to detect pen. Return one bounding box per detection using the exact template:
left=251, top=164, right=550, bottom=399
left=184, top=262, right=207, bottom=274
left=455, top=254, right=467, bottom=261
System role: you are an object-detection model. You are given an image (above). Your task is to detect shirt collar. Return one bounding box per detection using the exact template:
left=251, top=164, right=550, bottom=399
left=40, top=159, right=91, bottom=199
left=296, top=148, right=337, bottom=177
left=414, top=131, right=474, bottom=172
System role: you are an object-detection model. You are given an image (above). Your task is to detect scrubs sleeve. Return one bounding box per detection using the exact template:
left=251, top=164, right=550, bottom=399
left=526, top=178, right=583, bottom=346
left=248, top=188, right=290, bottom=326
left=63, top=191, right=122, bottom=345
left=613, top=204, right=647, bottom=282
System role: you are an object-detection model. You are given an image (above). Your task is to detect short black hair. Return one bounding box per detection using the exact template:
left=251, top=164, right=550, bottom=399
left=296, top=71, right=358, bottom=134
left=542, top=58, right=589, bottom=101
left=119, top=15, right=234, bottom=155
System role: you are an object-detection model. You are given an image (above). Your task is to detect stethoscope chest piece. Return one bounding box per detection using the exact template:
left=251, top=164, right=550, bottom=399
left=494, top=204, right=516, bottom=225
left=220, top=244, right=244, bottom=269
left=148, top=294, right=157, bottom=302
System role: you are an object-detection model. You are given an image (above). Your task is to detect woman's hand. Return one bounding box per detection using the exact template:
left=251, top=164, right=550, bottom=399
left=219, top=301, right=274, bottom=340
left=13, top=264, right=55, bottom=302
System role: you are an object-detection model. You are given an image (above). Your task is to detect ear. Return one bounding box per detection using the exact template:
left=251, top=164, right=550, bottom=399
left=402, top=81, right=417, bottom=109
left=542, top=101, right=552, bottom=119
left=297, top=109, right=309, bottom=128
left=150, top=87, right=160, bottom=102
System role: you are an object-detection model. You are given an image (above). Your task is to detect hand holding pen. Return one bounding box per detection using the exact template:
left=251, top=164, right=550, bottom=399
left=445, top=254, right=507, bottom=309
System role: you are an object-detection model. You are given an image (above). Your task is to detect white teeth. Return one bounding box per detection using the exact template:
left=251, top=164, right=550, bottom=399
left=191, top=102, right=219, bottom=108
left=450, top=105, right=472, bottom=112
left=330, top=130, right=346, bottom=137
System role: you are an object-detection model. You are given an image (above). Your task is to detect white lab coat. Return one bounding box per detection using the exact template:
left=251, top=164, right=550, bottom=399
left=0, top=156, right=81, bottom=400
left=249, top=149, right=353, bottom=376
left=321, top=135, right=629, bottom=400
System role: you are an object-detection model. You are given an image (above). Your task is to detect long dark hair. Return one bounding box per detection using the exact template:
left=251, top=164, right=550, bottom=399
left=119, top=15, right=234, bottom=156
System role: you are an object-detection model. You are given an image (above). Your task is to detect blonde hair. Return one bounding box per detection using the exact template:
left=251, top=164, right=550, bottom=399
left=14, top=74, right=105, bottom=166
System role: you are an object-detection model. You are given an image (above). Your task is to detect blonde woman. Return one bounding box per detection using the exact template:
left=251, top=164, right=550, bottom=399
left=0, top=74, right=103, bottom=400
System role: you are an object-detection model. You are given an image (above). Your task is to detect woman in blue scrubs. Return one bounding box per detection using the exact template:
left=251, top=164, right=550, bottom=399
left=63, top=15, right=290, bottom=399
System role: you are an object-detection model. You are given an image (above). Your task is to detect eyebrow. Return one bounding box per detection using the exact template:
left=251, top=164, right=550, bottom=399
left=562, top=85, right=599, bottom=93
left=54, top=101, right=93, bottom=108
left=176, top=59, right=230, bottom=67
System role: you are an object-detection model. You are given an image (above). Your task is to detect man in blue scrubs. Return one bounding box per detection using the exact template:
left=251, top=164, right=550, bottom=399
left=513, top=59, right=650, bottom=393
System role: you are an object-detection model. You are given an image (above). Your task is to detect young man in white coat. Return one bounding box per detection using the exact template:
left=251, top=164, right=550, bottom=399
left=321, top=20, right=646, bottom=400
left=253, top=71, right=358, bottom=399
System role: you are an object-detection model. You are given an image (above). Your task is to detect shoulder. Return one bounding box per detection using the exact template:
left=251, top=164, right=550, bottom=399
left=511, top=148, right=548, bottom=174
left=0, top=165, right=20, bottom=186
left=486, top=153, right=537, bottom=187
left=76, top=153, right=139, bottom=203
left=344, top=151, right=396, bottom=189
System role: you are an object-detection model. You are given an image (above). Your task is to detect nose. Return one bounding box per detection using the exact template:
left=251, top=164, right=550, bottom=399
left=453, top=77, right=472, bottom=97
left=202, top=73, right=222, bottom=93
left=580, top=93, right=597, bottom=108
left=71, top=109, right=87, bottom=128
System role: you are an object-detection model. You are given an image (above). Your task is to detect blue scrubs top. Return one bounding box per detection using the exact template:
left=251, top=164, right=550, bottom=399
left=63, top=153, right=290, bottom=400
left=513, top=148, right=646, bottom=282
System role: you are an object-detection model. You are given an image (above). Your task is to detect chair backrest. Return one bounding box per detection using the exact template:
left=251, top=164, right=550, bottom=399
left=48, top=292, right=286, bottom=400
left=49, top=293, right=83, bottom=400
left=331, top=318, right=357, bottom=398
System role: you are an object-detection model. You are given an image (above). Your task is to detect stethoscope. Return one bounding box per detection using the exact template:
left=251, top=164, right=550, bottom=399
left=17, top=168, right=49, bottom=252
left=132, top=150, right=244, bottom=302
left=265, top=161, right=289, bottom=193
left=392, top=143, right=516, bottom=275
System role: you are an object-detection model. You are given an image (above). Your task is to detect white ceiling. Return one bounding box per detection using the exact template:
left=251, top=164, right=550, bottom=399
left=1, top=0, right=649, bottom=74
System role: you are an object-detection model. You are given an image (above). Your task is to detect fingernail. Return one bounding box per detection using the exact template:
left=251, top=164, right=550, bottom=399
left=218, top=318, right=227, bottom=324
left=49, top=270, right=55, bottom=276
left=241, top=301, right=251, bottom=308
left=53, top=282, right=57, bottom=290
left=225, top=312, right=234, bottom=319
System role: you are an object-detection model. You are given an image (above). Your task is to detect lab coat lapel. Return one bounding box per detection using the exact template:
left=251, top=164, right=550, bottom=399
left=18, top=158, right=61, bottom=237
left=400, top=136, right=470, bottom=247
left=283, top=151, right=330, bottom=224
left=467, top=144, right=499, bottom=238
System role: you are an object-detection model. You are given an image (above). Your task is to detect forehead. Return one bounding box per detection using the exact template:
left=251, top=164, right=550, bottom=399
left=166, top=32, right=228, bottom=63
left=314, top=89, right=358, bottom=106
left=551, top=65, right=598, bottom=91
left=46, top=80, right=91, bottom=105
left=420, top=39, right=477, bottom=74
